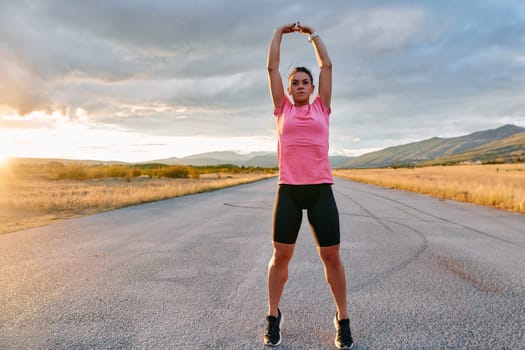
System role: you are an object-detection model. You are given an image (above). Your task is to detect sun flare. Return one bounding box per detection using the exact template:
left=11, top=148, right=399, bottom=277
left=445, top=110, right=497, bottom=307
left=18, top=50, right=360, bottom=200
left=0, top=131, right=12, bottom=166
left=0, top=152, right=9, bottom=167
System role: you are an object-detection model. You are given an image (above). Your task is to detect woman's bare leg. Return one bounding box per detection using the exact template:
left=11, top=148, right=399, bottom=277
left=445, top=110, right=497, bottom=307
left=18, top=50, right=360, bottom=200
left=318, top=244, right=348, bottom=319
left=267, top=242, right=295, bottom=316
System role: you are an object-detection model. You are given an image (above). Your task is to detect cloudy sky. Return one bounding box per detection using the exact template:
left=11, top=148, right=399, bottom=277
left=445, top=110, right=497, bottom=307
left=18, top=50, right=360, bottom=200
left=1, top=0, right=524, bottom=162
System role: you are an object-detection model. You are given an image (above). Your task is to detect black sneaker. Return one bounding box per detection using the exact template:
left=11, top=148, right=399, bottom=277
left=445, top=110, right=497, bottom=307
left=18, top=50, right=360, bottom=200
left=263, top=308, right=282, bottom=347
left=333, top=313, right=353, bottom=349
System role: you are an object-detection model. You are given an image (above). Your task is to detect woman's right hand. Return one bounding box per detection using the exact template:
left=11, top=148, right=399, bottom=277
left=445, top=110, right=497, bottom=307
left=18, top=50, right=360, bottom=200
left=278, top=23, right=300, bottom=34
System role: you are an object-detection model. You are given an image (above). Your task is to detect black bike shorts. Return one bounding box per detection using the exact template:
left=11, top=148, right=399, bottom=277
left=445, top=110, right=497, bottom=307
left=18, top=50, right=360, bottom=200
left=272, top=184, right=340, bottom=247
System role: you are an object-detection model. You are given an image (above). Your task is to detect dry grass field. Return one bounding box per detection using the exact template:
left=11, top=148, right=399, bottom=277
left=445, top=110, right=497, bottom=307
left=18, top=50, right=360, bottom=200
left=0, top=167, right=276, bottom=234
left=3, top=161, right=523, bottom=234
left=333, top=164, right=525, bottom=214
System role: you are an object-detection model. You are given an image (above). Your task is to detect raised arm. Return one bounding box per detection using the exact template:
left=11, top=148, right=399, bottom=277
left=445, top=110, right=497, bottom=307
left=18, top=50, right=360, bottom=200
left=267, top=24, right=296, bottom=110
left=298, top=24, right=332, bottom=108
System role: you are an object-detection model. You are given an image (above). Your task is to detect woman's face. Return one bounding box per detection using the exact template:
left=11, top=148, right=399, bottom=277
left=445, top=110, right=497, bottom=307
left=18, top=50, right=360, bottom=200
left=288, top=71, right=315, bottom=105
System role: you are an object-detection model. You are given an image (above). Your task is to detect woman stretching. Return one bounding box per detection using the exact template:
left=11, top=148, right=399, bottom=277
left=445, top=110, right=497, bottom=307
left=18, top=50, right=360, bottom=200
left=263, top=22, right=354, bottom=349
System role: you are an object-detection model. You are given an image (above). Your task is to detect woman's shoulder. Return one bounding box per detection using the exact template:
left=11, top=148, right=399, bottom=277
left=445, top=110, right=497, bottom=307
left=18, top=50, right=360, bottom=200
left=274, top=96, right=293, bottom=117
left=312, top=95, right=331, bottom=114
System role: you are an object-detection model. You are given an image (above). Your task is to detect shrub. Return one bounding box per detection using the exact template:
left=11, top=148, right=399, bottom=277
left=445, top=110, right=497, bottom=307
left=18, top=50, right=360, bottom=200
left=188, top=167, right=200, bottom=179
left=131, top=168, right=142, bottom=177
left=54, top=163, right=89, bottom=180
left=159, top=165, right=190, bottom=178
left=107, top=165, right=129, bottom=178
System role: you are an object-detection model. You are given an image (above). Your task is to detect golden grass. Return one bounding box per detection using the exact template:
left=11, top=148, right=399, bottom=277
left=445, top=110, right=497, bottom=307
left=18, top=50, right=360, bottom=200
left=333, top=164, right=525, bottom=214
left=0, top=171, right=275, bottom=234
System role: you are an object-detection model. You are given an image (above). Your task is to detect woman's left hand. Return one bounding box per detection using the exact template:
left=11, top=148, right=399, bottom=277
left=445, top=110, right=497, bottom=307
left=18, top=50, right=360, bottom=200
left=296, top=23, right=315, bottom=36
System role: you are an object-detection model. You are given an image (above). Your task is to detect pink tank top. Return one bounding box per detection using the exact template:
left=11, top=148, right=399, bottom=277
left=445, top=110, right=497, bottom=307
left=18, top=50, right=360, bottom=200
left=274, top=95, right=334, bottom=185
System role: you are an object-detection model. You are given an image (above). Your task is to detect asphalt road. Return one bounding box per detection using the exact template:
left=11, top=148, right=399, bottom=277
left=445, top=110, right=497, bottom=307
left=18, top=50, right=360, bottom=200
left=1, top=178, right=524, bottom=349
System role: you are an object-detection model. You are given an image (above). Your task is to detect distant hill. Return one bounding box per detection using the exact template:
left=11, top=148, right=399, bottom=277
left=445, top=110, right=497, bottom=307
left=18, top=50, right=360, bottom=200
left=344, top=124, right=525, bottom=168
left=9, top=125, right=524, bottom=169
left=330, top=155, right=356, bottom=168
left=421, top=131, right=525, bottom=165
left=146, top=151, right=277, bottom=167
left=183, top=151, right=253, bottom=163
left=245, top=154, right=279, bottom=168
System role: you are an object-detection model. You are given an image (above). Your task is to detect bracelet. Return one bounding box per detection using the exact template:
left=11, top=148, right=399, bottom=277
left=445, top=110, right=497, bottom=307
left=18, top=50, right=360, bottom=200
left=308, top=32, right=319, bottom=42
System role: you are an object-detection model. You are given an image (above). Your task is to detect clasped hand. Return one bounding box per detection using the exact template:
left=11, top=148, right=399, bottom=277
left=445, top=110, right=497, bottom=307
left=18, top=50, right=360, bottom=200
left=280, top=22, right=314, bottom=36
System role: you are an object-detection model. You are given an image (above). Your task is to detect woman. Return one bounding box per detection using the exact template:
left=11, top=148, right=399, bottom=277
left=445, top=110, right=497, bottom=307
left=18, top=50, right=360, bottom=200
left=263, top=22, right=354, bottom=349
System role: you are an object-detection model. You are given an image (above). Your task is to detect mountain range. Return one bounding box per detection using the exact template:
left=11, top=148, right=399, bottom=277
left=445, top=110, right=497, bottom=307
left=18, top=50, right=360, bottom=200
left=146, top=124, right=524, bottom=168
left=10, top=124, right=525, bottom=168
left=345, top=124, right=525, bottom=168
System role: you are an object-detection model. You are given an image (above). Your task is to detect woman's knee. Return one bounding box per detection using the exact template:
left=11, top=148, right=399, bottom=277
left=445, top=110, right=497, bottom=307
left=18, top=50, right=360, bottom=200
left=271, top=242, right=295, bottom=266
left=318, top=245, right=342, bottom=267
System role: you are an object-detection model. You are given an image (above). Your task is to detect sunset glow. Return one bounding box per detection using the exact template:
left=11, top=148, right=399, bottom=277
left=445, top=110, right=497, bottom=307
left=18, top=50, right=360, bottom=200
left=0, top=129, right=11, bottom=166
left=0, top=154, right=8, bottom=166
left=0, top=113, right=277, bottom=162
